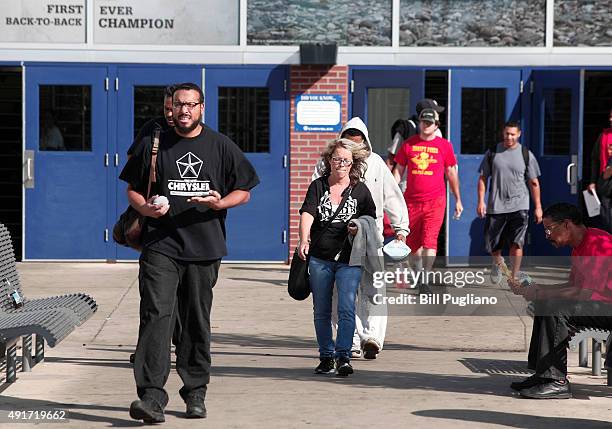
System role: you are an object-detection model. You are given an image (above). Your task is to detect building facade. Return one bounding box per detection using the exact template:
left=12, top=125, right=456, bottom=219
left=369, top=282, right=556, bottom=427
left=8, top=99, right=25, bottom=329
left=1, top=0, right=610, bottom=261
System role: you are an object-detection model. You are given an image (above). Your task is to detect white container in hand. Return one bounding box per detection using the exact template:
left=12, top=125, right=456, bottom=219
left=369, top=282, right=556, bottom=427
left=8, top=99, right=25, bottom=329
left=153, top=195, right=169, bottom=207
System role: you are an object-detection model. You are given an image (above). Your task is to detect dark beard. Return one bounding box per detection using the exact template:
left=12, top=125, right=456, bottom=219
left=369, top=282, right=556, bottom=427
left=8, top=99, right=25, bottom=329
left=175, top=118, right=201, bottom=134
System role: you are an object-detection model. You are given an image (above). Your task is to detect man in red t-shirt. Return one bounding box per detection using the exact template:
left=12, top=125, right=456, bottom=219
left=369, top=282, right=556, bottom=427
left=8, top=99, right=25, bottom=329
left=392, top=108, right=463, bottom=286
left=508, top=203, right=612, bottom=399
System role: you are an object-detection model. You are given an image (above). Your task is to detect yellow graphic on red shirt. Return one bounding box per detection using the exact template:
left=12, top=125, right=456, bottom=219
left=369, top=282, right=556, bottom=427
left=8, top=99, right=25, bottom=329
left=411, top=151, right=437, bottom=176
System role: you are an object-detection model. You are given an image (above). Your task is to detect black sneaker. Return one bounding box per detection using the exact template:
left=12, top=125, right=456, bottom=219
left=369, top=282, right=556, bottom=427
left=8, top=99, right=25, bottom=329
left=314, top=357, right=335, bottom=374
left=336, top=359, right=354, bottom=377
left=519, top=378, right=571, bottom=399
left=510, top=374, right=546, bottom=391
left=129, top=398, right=165, bottom=424
left=185, top=398, right=207, bottom=419
left=418, top=282, right=432, bottom=295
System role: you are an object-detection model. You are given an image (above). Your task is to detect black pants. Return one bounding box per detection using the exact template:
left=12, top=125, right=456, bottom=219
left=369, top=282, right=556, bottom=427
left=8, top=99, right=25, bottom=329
left=133, top=248, right=221, bottom=408
left=600, top=197, right=612, bottom=233
left=528, top=299, right=612, bottom=380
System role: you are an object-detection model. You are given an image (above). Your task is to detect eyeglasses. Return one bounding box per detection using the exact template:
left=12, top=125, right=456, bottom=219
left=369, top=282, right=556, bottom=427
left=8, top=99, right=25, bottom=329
left=331, top=157, right=353, bottom=166
left=544, top=222, right=563, bottom=237
left=173, top=101, right=201, bottom=110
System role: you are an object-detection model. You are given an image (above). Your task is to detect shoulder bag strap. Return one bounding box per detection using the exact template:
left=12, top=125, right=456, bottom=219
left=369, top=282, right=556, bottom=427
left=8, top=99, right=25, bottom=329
left=487, top=144, right=498, bottom=173
left=309, top=186, right=353, bottom=250
left=521, top=145, right=530, bottom=181
left=145, top=129, right=160, bottom=200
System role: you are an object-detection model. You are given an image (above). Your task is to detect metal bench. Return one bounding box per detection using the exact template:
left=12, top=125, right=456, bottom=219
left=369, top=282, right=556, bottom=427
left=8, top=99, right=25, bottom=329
left=0, top=308, right=79, bottom=381
left=0, top=233, right=97, bottom=325
left=527, top=302, right=612, bottom=384
left=568, top=328, right=612, bottom=385
left=0, top=224, right=98, bottom=383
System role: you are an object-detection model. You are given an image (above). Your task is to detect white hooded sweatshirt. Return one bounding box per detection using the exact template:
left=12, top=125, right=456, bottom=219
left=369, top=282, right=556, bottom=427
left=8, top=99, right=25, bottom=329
left=312, top=117, right=409, bottom=239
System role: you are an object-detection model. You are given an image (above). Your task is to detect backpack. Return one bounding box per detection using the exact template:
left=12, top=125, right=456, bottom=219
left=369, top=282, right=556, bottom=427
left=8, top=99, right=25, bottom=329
left=486, top=144, right=530, bottom=181
left=390, top=118, right=417, bottom=141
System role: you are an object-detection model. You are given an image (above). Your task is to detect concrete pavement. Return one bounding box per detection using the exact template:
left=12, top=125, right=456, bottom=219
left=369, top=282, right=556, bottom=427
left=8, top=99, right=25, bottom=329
left=1, top=262, right=611, bottom=429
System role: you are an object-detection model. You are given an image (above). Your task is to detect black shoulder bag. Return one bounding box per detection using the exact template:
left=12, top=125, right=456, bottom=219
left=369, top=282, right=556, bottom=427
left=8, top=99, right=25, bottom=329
left=288, top=186, right=352, bottom=301
left=112, top=129, right=160, bottom=251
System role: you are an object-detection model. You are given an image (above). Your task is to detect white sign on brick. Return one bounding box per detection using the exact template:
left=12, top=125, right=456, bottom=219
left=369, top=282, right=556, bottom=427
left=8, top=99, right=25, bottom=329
left=295, top=94, right=342, bottom=132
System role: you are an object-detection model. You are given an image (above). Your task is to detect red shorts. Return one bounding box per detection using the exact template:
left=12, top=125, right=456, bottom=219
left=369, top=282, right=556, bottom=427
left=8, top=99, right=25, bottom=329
left=382, top=213, right=395, bottom=238
left=405, top=196, right=446, bottom=251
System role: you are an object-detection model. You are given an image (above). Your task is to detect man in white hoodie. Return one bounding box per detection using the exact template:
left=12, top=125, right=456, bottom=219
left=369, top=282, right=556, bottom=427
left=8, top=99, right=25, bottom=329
left=312, top=117, right=409, bottom=359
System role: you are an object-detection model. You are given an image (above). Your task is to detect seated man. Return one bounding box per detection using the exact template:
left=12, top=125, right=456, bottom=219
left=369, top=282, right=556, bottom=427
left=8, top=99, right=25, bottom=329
left=509, top=203, right=612, bottom=399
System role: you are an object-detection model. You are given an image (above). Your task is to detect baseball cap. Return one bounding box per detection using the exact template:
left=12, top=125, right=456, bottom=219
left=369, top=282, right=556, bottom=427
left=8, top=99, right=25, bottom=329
left=419, top=109, right=439, bottom=123
left=416, top=98, right=445, bottom=114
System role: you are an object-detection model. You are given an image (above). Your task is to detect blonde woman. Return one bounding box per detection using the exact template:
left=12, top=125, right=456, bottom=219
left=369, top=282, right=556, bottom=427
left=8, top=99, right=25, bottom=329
left=298, top=138, right=376, bottom=376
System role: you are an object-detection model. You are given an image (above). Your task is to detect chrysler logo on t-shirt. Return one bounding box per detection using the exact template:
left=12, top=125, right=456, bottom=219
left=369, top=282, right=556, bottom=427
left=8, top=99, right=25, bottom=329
left=176, top=152, right=203, bottom=178
left=167, top=152, right=211, bottom=196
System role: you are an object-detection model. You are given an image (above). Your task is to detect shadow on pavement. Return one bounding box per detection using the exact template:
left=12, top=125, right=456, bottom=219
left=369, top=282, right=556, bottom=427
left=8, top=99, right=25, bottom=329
left=212, top=333, right=314, bottom=349
left=0, top=396, right=139, bottom=427
left=211, top=332, right=523, bottom=353
left=412, top=409, right=611, bottom=429
left=227, top=277, right=287, bottom=287
left=209, top=365, right=612, bottom=399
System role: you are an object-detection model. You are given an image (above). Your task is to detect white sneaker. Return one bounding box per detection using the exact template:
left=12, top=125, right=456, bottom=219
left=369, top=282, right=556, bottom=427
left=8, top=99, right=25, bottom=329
left=351, top=349, right=362, bottom=359
left=490, top=262, right=502, bottom=285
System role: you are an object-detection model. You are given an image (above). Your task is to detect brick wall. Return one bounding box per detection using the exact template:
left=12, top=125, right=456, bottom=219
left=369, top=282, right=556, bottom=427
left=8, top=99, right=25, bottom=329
left=288, top=65, right=348, bottom=260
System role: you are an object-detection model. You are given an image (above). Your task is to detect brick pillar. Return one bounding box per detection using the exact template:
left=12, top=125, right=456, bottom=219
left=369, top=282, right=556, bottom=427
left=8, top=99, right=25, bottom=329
left=288, top=65, right=348, bottom=261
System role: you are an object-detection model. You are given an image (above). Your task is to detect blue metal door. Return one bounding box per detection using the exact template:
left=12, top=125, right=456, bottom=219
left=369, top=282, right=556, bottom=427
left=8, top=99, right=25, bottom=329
left=528, top=70, right=581, bottom=257
left=204, top=66, right=289, bottom=261
left=113, top=65, right=202, bottom=260
left=25, top=65, right=109, bottom=259
left=351, top=69, right=424, bottom=158
left=449, top=69, right=522, bottom=259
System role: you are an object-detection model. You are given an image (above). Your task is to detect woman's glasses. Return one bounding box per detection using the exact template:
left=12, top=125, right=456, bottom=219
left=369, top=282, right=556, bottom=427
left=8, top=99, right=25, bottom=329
left=331, top=157, right=353, bottom=166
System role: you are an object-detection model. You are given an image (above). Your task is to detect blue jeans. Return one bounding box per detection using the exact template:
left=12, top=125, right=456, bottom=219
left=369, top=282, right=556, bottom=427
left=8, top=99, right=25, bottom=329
left=308, top=256, right=362, bottom=360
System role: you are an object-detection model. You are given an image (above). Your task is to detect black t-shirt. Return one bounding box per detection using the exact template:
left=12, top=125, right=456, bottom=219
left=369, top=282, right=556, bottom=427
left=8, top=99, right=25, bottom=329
left=119, top=124, right=260, bottom=261
left=300, top=177, right=376, bottom=263
left=127, top=116, right=173, bottom=156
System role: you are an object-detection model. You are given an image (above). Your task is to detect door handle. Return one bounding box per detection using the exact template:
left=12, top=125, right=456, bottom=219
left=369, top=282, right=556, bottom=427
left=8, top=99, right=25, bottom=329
left=23, top=150, right=35, bottom=189
left=26, top=158, right=32, bottom=181
left=566, top=163, right=575, bottom=185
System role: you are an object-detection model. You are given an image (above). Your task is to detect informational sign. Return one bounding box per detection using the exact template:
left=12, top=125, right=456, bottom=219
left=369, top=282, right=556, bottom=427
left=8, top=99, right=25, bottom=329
left=0, top=0, right=86, bottom=43
left=94, top=0, right=238, bottom=45
left=295, top=94, right=342, bottom=132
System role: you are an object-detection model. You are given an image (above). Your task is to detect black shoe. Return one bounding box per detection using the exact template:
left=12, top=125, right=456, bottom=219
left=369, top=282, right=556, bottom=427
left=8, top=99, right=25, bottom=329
left=519, top=379, right=572, bottom=399
left=336, top=359, right=354, bottom=377
left=129, top=398, right=165, bottom=424
left=362, top=339, right=380, bottom=360
left=418, top=282, right=432, bottom=295
left=129, top=353, right=135, bottom=364
left=185, top=398, right=207, bottom=419
left=510, top=374, right=546, bottom=391
left=314, top=357, right=335, bottom=374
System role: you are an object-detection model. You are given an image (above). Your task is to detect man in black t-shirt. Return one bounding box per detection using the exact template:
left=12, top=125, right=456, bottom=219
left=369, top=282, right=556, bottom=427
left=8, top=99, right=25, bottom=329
left=120, top=82, right=259, bottom=423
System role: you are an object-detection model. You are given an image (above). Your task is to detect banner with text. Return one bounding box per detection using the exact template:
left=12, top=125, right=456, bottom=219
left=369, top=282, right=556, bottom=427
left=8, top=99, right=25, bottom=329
left=94, top=0, right=238, bottom=45
left=0, top=1, right=85, bottom=43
